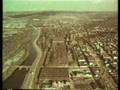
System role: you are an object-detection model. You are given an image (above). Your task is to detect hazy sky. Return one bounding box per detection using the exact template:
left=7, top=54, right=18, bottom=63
left=3, top=0, right=118, bottom=12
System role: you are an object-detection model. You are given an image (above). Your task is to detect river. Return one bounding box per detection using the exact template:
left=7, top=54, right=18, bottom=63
left=3, top=40, right=37, bottom=89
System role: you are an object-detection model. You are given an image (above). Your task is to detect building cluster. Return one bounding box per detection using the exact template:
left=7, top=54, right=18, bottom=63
left=3, top=12, right=117, bottom=89
left=37, top=14, right=117, bottom=90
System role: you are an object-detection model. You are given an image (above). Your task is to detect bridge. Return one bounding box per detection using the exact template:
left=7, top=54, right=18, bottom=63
left=13, top=65, right=99, bottom=70
left=38, top=66, right=99, bottom=69
left=53, top=41, right=64, bottom=43
left=14, top=65, right=31, bottom=71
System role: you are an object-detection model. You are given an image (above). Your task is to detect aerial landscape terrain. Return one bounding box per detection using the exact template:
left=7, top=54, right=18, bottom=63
left=3, top=11, right=118, bottom=90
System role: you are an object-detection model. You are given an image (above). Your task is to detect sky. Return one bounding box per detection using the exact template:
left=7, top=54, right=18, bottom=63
left=3, top=0, right=118, bottom=12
